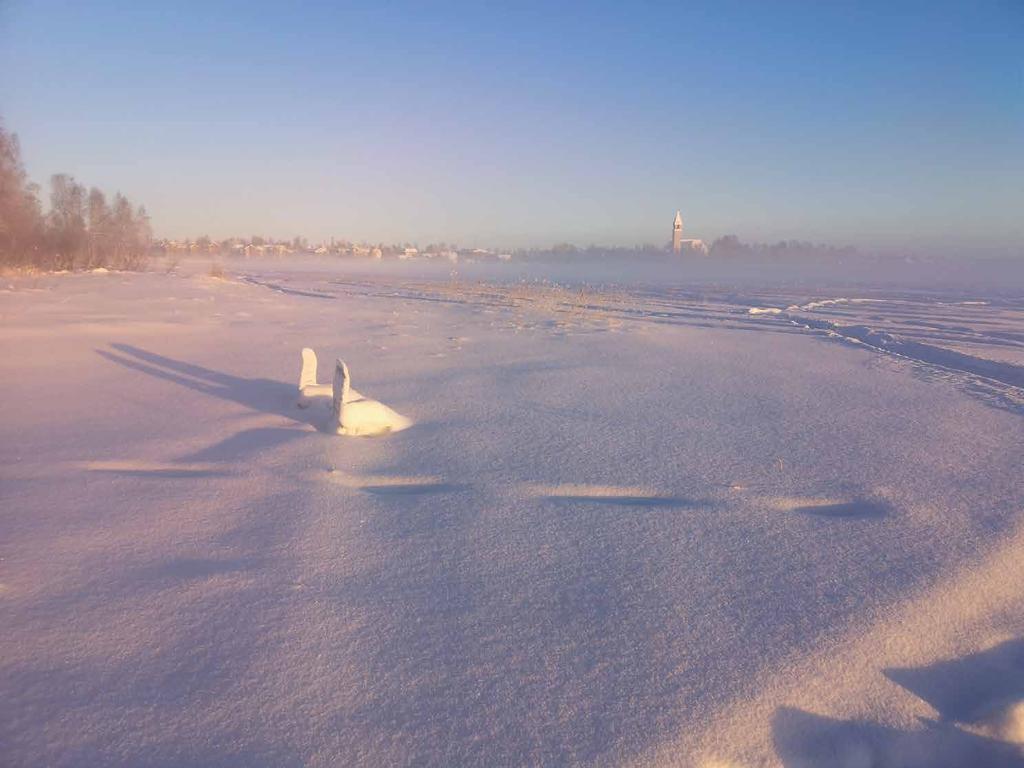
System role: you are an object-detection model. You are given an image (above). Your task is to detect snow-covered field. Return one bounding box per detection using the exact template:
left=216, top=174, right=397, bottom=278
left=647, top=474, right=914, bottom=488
left=2, top=257, right=1023, bottom=767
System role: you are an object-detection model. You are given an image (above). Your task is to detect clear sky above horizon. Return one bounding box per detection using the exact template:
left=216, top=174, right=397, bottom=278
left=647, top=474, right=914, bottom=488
left=2, top=1, right=1021, bottom=253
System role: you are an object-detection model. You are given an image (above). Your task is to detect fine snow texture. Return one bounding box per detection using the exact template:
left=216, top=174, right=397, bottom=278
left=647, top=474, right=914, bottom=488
left=1, top=258, right=1023, bottom=768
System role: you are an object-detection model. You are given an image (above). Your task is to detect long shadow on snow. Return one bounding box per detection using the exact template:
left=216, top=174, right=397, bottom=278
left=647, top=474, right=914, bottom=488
left=98, top=343, right=301, bottom=420
left=885, top=639, right=1024, bottom=727
left=96, top=344, right=326, bottom=460
left=792, top=499, right=891, bottom=519
left=360, top=482, right=469, bottom=497
left=773, top=640, right=1024, bottom=767
left=772, top=707, right=1024, bottom=767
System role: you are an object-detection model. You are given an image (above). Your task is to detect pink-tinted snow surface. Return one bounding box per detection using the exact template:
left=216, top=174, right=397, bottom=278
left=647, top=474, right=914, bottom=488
left=2, top=259, right=1023, bottom=766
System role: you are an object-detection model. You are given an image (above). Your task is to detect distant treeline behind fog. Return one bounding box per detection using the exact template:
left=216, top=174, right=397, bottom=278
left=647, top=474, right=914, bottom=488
left=0, top=123, right=152, bottom=271
left=517, top=236, right=858, bottom=262
left=2, top=117, right=859, bottom=272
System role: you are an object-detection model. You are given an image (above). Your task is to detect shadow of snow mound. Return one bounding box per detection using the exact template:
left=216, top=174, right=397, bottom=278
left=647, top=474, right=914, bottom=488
left=792, top=499, right=892, bottom=520
left=773, top=641, right=1024, bottom=766
left=96, top=343, right=342, bottom=440
left=772, top=706, right=1024, bottom=768
left=360, top=481, right=469, bottom=496
left=885, top=639, right=1024, bottom=727
left=98, top=343, right=298, bottom=417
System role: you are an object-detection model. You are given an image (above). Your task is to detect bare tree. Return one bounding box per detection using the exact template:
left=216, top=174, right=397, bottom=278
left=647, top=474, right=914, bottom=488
left=131, top=205, right=152, bottom=268
left=109, top=192, right=151, bottom=269
left=0, top=119, right=154, bottom=270
left=48, top=174, right=87, bottom=269
left=0, top=124, right=44, bottom=266
left=86, top=187, right=110, bottom=268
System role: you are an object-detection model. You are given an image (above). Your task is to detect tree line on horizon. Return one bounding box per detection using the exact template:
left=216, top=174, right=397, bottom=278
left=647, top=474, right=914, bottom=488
left=522, top=236, right=857, bottom=261
left=0, top=122, right=151, bottom=271
left=2, top=116, right=857, bottom=270
left=160, top=235, right=858, bottom=262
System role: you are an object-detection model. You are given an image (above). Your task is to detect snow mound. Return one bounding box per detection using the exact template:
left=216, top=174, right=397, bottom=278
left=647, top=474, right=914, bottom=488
left=788, top=297, right=851, bottom=311
left=976, top=699, right=1024, bottom=744
left=297, top=347, right=339, bottom=407
left=297, top=348, right=409, bottom=436
left=331, top=358, right=412, bottom=437
left=787, top=297, right=882, bottom=312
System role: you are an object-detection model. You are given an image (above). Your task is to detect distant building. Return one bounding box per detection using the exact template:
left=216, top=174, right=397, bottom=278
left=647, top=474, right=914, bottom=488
left=671, top=211, right=709, bottom=255
left=672, top=211, right=684, bottom=253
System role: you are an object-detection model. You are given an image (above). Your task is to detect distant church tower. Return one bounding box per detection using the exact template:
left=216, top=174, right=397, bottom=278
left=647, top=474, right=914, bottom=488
left=672, top=211, right=684, bottom=253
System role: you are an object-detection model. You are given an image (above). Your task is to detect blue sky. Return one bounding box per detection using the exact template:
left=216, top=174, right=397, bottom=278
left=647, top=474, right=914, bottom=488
left=1, top=1, right=1021, bottom=252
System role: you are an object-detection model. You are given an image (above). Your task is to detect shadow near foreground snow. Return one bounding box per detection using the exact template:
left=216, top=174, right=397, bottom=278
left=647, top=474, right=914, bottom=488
left=96, top=344, right=334, bottom=456
left=773, top=640, right=1024, bottom=767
